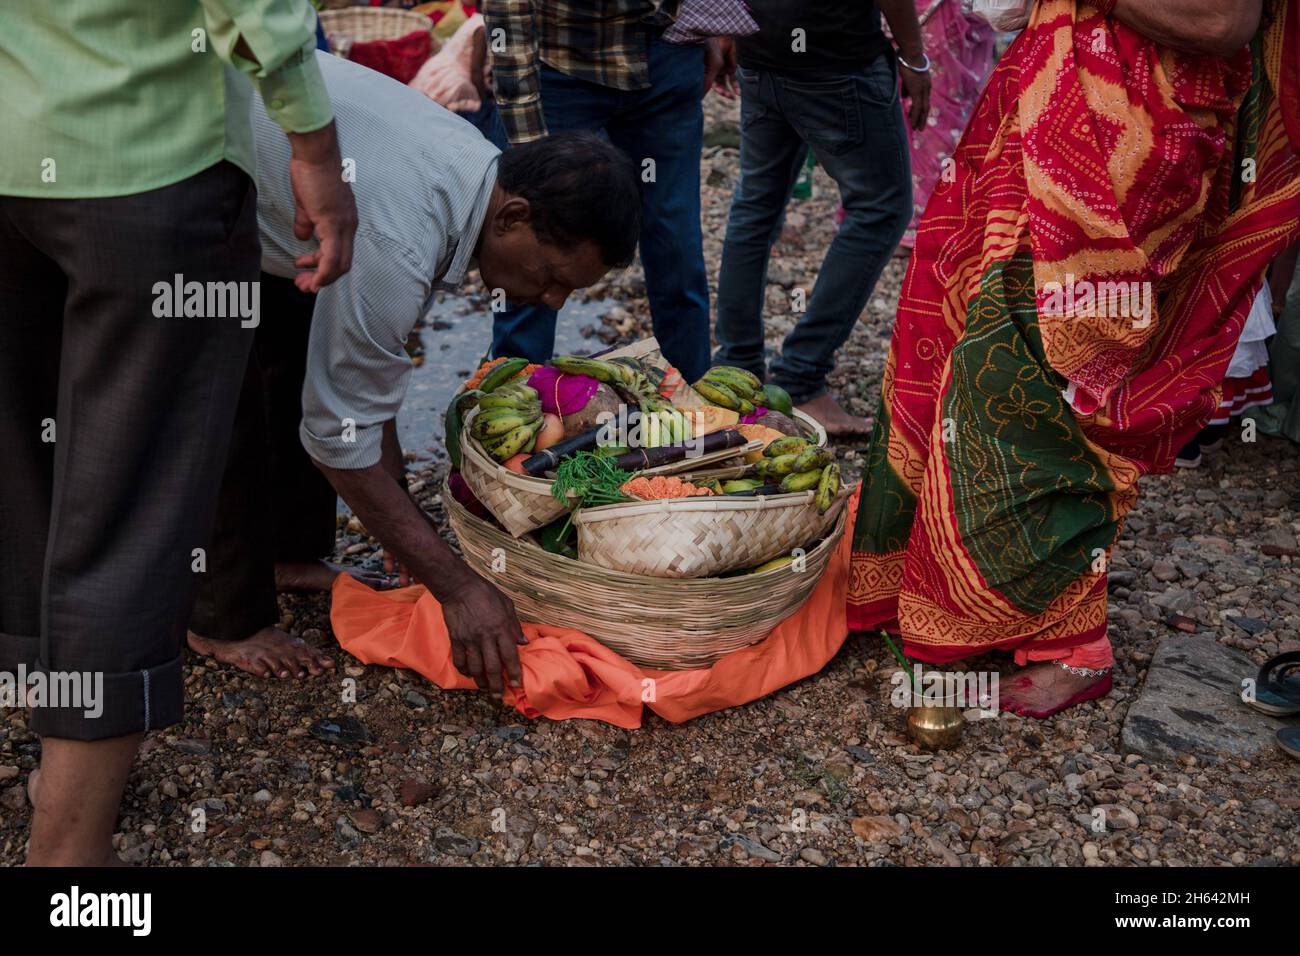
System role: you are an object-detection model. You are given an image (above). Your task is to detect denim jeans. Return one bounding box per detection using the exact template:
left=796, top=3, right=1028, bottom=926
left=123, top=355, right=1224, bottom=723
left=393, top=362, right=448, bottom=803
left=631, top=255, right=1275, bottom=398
left=490, top=36, right=712, bottom=382
left=714, top=56, right=912, bottom=404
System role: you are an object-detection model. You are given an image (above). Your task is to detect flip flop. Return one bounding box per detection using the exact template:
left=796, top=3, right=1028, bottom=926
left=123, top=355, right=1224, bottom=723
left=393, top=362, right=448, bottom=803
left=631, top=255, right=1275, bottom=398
left=1244, top=651, right=1300, bottom=716
left=1278, top=726, right=1300, bottom=762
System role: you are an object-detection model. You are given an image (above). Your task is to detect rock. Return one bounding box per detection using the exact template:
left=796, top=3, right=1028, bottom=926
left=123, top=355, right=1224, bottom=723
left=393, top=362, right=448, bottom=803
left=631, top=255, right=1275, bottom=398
left=1228, top=615, right=1266, bottom=636
left=1152, top=561, right=1179, bottom=582
left=0, top=766, right=19, bottom=783
left=723, top=834, right=780, bottom=862
left=1121, top=634, right=1289, bottom=763
left=259, top=850, right=284, bottom=867
left=173, top=738, right=213, bottom=756
left=252, top=789, right=272, bottom=804
left=851, top=815, right=903, bottom=842
left=309, top=716, right=369, bottom=747
left=1092, top=804, right=1140, bottom=830
left=1, top=786, right=26, bottom=811
left=432, top=828, right=480, bottom=858
left=349, top=809, right=382, bottom=834
left=404, top=690, right=429, bottom=709
left=799, top=847, right=828, bottom=866
left=399, top=779, right=437, bottom=807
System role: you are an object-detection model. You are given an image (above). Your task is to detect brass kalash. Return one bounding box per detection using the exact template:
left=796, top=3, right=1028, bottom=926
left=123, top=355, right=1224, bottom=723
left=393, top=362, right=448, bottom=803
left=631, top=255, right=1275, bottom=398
left=883, top=632, right=967, bottom=750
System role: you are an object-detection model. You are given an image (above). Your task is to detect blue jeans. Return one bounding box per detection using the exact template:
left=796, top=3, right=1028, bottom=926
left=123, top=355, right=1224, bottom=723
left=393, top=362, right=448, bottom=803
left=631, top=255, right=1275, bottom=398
left=714, top=57, right=912, bottom=404
left=490, top=37, right=711, bottom=382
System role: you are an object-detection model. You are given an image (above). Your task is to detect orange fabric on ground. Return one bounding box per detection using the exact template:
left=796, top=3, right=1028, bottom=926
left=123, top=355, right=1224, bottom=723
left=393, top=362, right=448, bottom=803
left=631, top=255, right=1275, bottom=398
left=330, top=493, right=858, bottom=728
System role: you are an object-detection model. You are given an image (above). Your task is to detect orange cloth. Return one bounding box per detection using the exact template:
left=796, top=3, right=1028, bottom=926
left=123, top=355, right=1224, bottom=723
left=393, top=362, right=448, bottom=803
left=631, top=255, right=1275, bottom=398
left=330, top=493, right=858, bottom=728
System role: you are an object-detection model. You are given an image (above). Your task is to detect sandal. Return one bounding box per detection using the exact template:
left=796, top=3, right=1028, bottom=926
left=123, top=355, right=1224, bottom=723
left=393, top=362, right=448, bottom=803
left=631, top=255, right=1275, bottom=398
left=1244, top=651, right=1300, bottom=716
left=1278, top=726, right=1300, bottom=762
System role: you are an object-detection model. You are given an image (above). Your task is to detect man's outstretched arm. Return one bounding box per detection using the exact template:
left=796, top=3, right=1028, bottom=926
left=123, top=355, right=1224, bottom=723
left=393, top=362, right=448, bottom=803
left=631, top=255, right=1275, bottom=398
left=315, top=423, right=528, bottom=698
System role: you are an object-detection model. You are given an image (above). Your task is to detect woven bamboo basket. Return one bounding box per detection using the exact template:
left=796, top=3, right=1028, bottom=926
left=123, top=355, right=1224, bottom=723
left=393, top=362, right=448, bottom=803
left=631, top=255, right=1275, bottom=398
left=444, top=481, right=848, bottom=669
left=574, top=487, right=846, bottom=579
left=319, top=8, right=436, bottom=43
left=458, top=405, right=767, bottom=538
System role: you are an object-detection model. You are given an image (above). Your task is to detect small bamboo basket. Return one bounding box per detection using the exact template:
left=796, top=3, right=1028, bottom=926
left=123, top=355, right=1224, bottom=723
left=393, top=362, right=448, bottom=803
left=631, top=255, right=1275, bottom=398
left=444, top=481, right=848, bottom=669
left=574, top=488, right=846, bottom=579
left=457, top=405, right=824, bottom=538
left=458, top=406, right=765, bottom=538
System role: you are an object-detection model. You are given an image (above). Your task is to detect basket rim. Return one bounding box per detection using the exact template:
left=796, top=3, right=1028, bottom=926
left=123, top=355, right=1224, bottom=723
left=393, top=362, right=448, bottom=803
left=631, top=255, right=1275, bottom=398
left=444, top=478, right=845, bottom=589
left=573, top=489, right=821, bottom=523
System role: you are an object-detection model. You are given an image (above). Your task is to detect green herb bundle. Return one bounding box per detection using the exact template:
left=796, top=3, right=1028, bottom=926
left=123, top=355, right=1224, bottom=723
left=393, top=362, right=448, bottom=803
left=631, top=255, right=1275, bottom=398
left=549, top=451, right=635, bottom=543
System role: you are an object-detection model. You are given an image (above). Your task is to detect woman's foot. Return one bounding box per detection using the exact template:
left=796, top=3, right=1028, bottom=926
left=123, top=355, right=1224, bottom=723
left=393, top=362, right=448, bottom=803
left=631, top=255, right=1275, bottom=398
left=998, top=662, right=1112, bottom=718
left=796, top=392, right=873, bottom=438
left=274, top=559, right=386, bottom=592
left=187, top=626, right=334, bottom=679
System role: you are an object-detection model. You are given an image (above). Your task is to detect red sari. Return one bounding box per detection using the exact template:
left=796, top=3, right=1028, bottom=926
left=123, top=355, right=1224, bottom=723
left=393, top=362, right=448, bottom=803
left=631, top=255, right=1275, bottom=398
left=849, top=0, right=1300, bottom=664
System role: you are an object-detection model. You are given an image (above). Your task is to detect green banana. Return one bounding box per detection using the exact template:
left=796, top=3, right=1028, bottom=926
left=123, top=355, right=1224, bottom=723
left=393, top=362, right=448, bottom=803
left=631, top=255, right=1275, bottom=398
left=551, top=355, right=622, bottom=385
left=693, top=379, right=743, bottom=411
left=780, top=468, right=823, bottom=493
left=473, top=411, right=540, bottom=440
left=703, top=368, right=761, bottom=402
left=762, top=452, right=801, bottom=477
left=792, top=446, right=832, bottom=473
left=487, top=422, right=540, bottom=461
left=764, top=437, right=810, bottom=459
left=707, top=365, right=762, bottom=394
left=476, top=390, right=540, bottom=412
left=478, top=357, right=530, bottom=393
left=815, top=463, right=840, bottom=514
left=698, top=479, right=724, bottom=494
left=722, top=478, right=763, bottom=493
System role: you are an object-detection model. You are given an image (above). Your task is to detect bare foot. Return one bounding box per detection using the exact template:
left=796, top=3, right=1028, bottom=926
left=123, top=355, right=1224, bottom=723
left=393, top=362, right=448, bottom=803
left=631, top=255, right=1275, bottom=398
left=26, top=768, right=119, bottom=864
left=187, top=626, right=334, bottom=679
left=795, top=393, right=873, bottom=438
left=275, top=559, right=386, bottom=592
left=998, top=662, right=1111, bottom=718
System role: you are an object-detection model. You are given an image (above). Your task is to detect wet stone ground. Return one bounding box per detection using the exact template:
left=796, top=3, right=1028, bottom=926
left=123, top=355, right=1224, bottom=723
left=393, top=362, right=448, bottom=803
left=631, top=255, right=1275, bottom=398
left=2, top=97, right=1298, bottom=867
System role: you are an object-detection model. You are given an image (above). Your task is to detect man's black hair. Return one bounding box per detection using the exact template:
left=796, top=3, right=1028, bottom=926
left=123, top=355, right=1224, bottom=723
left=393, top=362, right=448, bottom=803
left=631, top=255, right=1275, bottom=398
left=496, top=131, right=641, bottom=268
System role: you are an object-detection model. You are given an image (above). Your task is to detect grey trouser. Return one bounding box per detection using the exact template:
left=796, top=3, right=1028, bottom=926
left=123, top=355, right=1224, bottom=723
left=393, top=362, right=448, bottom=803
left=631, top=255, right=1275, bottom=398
left=0, top=161, right=259, bottom=740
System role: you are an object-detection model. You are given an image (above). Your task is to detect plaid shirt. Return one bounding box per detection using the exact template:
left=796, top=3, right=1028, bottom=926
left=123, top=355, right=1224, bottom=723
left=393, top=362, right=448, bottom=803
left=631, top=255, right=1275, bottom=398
left=483, top=0, right=679, bottom=145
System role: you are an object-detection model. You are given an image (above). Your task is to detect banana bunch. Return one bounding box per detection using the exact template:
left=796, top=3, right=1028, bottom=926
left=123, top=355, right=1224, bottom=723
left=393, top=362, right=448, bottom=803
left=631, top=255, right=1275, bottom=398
left=471, top=382, right=543, bottom=461
left=751, top=439, right=839, bottom=512
left=638, top=397, right=691, bottom=447
left=692, top=365, right=763, bottom=415
left=552, top=354, right=657, bottom=402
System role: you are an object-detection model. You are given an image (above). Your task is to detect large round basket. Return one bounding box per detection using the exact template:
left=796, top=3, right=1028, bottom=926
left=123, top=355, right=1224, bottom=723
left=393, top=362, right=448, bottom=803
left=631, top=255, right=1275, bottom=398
left=456, top=406, right=826, bottom=538
left=319, top=8, right=438, bottom=83
left=319, top=7, right=435, bottom=44
left=573, top=488, right=846, bottom=579
left=444, top=481, right=848, bottom=670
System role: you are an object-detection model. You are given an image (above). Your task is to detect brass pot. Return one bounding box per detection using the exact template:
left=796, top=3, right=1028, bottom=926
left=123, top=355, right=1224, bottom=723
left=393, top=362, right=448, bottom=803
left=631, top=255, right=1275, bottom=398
left=906, top=704, right=965, bottom=750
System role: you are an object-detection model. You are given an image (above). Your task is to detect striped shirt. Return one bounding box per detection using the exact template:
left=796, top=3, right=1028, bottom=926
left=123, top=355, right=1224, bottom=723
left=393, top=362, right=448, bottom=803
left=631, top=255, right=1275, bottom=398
left=484, top=0, right=678, bottom=144
left=253, top=52, right=500, bottom=470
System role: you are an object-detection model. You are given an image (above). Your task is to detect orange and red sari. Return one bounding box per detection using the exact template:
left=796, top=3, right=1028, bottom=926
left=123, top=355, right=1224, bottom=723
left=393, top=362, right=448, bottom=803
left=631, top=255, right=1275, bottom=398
left=849, top=0, right=1300, bottom=664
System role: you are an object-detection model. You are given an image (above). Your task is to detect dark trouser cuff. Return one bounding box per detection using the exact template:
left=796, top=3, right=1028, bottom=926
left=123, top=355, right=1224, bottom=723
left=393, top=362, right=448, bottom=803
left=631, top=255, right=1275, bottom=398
left=27, top=653, right=183, bottom=741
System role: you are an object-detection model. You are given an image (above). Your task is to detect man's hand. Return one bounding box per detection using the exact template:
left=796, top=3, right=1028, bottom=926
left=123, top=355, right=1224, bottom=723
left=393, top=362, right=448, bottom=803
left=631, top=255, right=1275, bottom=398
left=899, top=63, right=931, bottom=132
left=706, top=37, right=738, bottom=99
left=442, top=576, right=528, bottom=697
left=286, top=121, right=358, bottom=293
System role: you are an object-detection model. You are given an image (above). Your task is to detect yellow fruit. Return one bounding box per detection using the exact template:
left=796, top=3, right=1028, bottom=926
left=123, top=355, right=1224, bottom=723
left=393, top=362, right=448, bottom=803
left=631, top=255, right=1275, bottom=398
left=683, top=404, right=740, bottom=436
left=736, top=424, right=786, bottom=463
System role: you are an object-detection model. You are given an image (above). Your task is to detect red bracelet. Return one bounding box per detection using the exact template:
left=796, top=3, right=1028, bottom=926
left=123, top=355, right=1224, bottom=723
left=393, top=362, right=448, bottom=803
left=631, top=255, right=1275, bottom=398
left=1095, top=0, right=1118, bottom=15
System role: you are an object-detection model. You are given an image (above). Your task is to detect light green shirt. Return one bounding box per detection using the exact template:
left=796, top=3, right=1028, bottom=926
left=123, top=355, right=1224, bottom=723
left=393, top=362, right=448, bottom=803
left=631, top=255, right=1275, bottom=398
left=0, top=0, right=334, bottom=198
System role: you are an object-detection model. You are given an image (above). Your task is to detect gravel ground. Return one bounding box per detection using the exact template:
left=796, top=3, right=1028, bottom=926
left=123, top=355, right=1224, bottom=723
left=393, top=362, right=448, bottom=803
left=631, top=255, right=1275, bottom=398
left=3, top=98, right=1298, bottom=868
